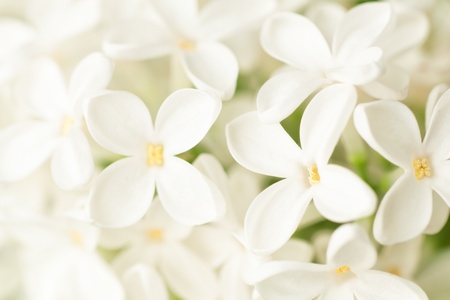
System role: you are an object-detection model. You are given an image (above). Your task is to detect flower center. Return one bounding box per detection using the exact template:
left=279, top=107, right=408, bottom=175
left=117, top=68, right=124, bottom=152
left=146, top=228, right=164, bottom=242
left=60, top=116, right=75, bottom=136
left=413, top=158, right=431, bottom=180
left=308, top=166, right=320, bottom=185
left=335, top=265, right=351, bottom=276
left=177, top=39, right=196, bottom=51
left=147, top=144, right=164, bottom=166
left=69, top=230, right=84, bottom=247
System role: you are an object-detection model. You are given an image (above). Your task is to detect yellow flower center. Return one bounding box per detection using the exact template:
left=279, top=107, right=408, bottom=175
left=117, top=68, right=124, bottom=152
left=69, top=230, right=84, bottom=247
left=335, top=265, right=351, bottom=276
left=177, top=39, right=196, bottom=51
left=60, top=116, right=75, bottom=136
left=308, top=166, right=320, bottom=185
left=147, top=144, right=164, bottom=166
left=146, top=229, right=164, bottom=241
left=413, top=158, right=431, bottom=180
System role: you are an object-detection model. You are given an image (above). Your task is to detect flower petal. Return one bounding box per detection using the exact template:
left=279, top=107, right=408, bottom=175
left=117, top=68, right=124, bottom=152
left=245, top=178, right=313, bottom=256
left=103, top=20, right=174, bottom=60
left=256, top=69, right=325, bottom=123
left=326, top=224, right=377, bottom=272
left=424, top=89, right=450, bottom=158
left=431, top=161, right=450, bottom=207
left=180, top=42, right=238, bottom=100
left=157, top=156, right=225, bottom=225
left=360, top=63, right=409, bottom=100
left=219, top=255, right=252, bottom=300
left=68, top=52, right=113, bottom=116
left=354, top=270, right=428, bottom=300
left=122, top=264, right=169, bottom=300
left=425, top=83, right=448, bottom=130
left=85, top=91, right=153, bottom=156
left=300, top=84, right=356, bottom=165
left=150, top=0, right=198, bottom=37
left=424, top=192, right=449, bottom=234
left=313, top=164, right=377, bottom=222
left=51, top=129, right=94, bottom=190
left=89, top=156, right=155, bottom=228
left=155, top=88, right=221, bottom=155
left=261, top=12, right=331, bottom=70
left=160, top=243, right=218, bottom=300
left=0, top=122, right=57, bottom=181
left=353, top=100, right=422, bottom=169
left=272, top=239, right=314, bottom=263
left=332, top=2, right=391, bottom=63
left=226, top=111, right=303, bottom=178
left=254, top=261, right=329, bottom=300
left=305, top=2, right=346, bottom=45
left=374, top=173, right=432, bottom=245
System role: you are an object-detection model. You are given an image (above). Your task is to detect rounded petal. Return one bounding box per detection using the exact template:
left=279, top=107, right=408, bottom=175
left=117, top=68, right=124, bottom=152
left=326, top=224, right=377, bottom=272
left=160, top=243, right=218, bottom=300
left=0, top=122, right=57, bottom=181
left=244, top=178, right=313, bottom=256
left=425, top=83, right=449, bottom=130
left=424, top=192, right=449, bottom=234
left=424, top=89, right=450, bottom=158
left=354, top=270, right=428, bottom=300
left=332, top=2, right=392, bottom=62
left=89, top=156, right=155, bottom=228
left=68, top=52, right=114, bottom=116
left=103, top=20, right=174, bottom=60
left=157, top=156, right=225, bottom=225
left=155, top=88, right=221, bottom=155
left=226, top=111, right=303, bottom=178
left=313, top=164, right=377, bottom=222
left=353, top=100, right=422, bottom=169
left=51, top=129, right=94, bottom=190
left=431, top=162, right=450, bottom=207
left=150, top=0, right=198, bottom=37
left=256, top=70, right=325, bottom=123
left=180, top=42, right=238, bottom=100
left=123, top=265, right=169, bottom=300
left=254, top=261, right=329, bottom=300
left=219, top=255, right=252, bottom=300
left=306, top=2, right=346, bottom=45
left=85, top=91, right=153, bottom=156
left=261, top=12, right=331, bottom=70
left=300, top=84, right=357, bottom=165
left=373, top=173, right=432, bottom=245
left=272, top=239, right=314, bottom=263
left=360, top=63, right=409, bottom=100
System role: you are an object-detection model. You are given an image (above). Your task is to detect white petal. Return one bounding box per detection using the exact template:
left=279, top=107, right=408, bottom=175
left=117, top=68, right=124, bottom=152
left=0, top=122, right=57, bottom=181
left=261, top=12, right=331, bottom=70
left=150, top=0, right=198, bottom=38
left=157, top=156, right=224, bottom=225
left=51, top=129, right=94, bottom=190
left=198, top=0, right=276, bottom=41
left=374, top=173, right=432, bottom=245
left=180, top=42, right=238, bottom=100
left=300, top=84, right=356, bottom=165
left=89, top=156, right=155, bottom=228
left=272, top=239, right=314, bottom=263
left=313, top=164, right=377, bottom=222
left=353, top=100, right=422, bottom=169
left=306, top=2, right=346, bottom=45
left=424, top=192, right=449, bottom=234
left=155, top=88, right=221, bottom=155
left=318, top=284, right=354, bottom=300
left=219, top=255, right=252, bottom=300
left=431, top=162, right=450, bottom=207
left=226, top=111, right=303, bottom=178
left=326, top=224, right=377, bottom=272
left=68, top=52, right=113, bottom=116
left=193, top=153, right=229, bottom=200
left=254, top=261, right=329, bottom=300
left=361, top=63, right=410, bottom=100
left=103, top=20, right=174, bottom=60
left=85, top=91, right=153, bottom=156
left=14, top=57, right=68, bottom=119
left=245, top=178, right=313, bottom=256
left=425, top=83, right=449, bottom=130
left=424, top=89, right=450, bottom=158
left=160, top=243, right=218, bottom=300
left=354, top=270, right=428, bottom=300
left=123, top=265, right=169, bottom=300
left=256, top=69, right=325, bottom=123
left=332, top=2, right=392, bottom=63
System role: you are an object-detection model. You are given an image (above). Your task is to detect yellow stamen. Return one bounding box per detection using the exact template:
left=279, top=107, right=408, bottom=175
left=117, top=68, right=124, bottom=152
left=69, top=230, right=84, bottom=247
left=413, top=158, right=431, bottom=180
left=146, top=229, right=164, bottom=241
left=177, top=39, right=196, bottom=51
left=308, top=166, right=320, bottom=185
left=147, top=144, right=164, bottom=166
left=60, top=116, right=75, bottom=136
left=335, top=265, right=351, bottom=276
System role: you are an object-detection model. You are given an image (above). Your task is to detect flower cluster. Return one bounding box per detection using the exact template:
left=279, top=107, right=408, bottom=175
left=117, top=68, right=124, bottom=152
left=1, top=0, right=450, bottom=299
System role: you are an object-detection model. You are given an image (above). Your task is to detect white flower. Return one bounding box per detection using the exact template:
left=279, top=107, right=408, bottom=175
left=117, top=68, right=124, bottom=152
left=354, top=89, right=450, bottom=245
left=103, top=0, right=275, bottom=99
left=85, top=88, right=225, bottom=227
left=0, top=53, right=112, bottom=190
left=254, top=223, right=428, bottom=300
left=226, top=84, right=376, bottom=255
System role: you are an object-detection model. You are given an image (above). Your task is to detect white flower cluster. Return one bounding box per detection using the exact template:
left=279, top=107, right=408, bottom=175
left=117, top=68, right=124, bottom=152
left=1, top=0, right=450, bottom=299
